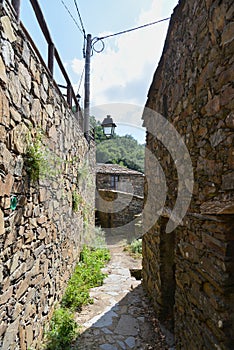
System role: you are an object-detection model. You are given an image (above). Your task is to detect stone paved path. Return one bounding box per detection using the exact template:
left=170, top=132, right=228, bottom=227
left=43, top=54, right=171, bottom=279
left=71, top=241, right=170, bottom=350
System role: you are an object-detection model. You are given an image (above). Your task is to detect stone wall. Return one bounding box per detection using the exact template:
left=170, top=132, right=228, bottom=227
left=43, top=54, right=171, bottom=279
left=0, top=1, right=95, bottom=349
left=142, top=0, right=234, bottom=349
left=96, top=189, right=143, bottom=241
left=96, top=163, right=144, bottom=198
left=96, top=173, right=144, bottom=197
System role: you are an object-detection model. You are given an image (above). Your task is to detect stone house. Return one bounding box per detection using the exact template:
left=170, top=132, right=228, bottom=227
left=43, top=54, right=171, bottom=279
left=142, top=0, right=234, bottom=349
left=96, top=163, right=144, bottom=240
left=96, top=163, right=144, bottom=197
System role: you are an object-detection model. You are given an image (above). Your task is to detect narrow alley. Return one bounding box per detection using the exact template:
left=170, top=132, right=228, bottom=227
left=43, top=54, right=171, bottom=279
left=1, top=1, right=233, bottom=349
left=71, top=239, right=172, bottom=350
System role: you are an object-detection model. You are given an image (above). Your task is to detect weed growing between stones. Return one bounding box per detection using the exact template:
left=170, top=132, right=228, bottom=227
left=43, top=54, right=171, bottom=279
left=43, top=245, right=110, bottom=349
left=77, top=161, right=94, bottom=192
left=24, top=129, right=63, bottom=183
left=61, top=245, right=110, bottom=310
left=44, top=308, right=78, bottom=350
left=124, top=238, right=142, bottom=258
left=72, top=191, right=83, bottom=212
left=24, top=130, right=48, bottom=182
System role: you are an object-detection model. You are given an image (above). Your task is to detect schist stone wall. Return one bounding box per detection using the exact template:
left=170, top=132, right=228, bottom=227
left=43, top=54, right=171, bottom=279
left=142, top=0, right=234, bottom=349
left=96, top=189, right=143, bottom=241
left=96, top=163, right=144, bottom=197
left=96, top=164, right=144, bottom=240
left=0, top=1, right=95, bottom=349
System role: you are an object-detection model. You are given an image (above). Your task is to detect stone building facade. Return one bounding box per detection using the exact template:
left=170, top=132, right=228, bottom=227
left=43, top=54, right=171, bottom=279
left=96, top=164, right=144, bottom=240
left=0, top=1, right=95, bottom=349
left=96, top=163, right=144, bottom=197
left=142, top=0, right=234, bottom=349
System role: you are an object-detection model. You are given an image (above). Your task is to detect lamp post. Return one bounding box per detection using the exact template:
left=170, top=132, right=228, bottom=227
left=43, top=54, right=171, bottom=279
left=101, top=115, right=117, bottom=138
left=84, top=37, right=116, bottom=141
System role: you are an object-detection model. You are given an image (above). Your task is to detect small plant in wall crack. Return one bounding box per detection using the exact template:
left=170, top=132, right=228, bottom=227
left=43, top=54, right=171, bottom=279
left=72, top=191, right=83, bottom=212
left=77, top=161, right=94, bottom=191
left=24, top=130, right=48, bottom=182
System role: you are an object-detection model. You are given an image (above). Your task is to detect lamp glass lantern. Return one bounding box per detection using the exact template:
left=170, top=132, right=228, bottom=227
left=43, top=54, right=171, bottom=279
left=101, top=115, right=117, bottom=138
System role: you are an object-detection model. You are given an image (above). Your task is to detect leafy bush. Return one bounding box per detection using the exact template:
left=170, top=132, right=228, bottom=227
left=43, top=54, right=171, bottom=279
left=124, top=239, right=142, bottom=258
left=130, top=239, right=142, bottom=254
left=61, top=246, right=110, bottom=311
left=45, top=308, right=78, bottom=350
left=44, top=246, right=110, bottom=349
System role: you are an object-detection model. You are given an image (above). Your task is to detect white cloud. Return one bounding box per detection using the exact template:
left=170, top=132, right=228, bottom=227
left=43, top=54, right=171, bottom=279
left=71, top=0, right=176, bottom=109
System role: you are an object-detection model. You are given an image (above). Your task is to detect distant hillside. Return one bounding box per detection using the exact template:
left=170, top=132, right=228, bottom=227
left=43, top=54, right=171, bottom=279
left=91, top=116, right=145, bottom=173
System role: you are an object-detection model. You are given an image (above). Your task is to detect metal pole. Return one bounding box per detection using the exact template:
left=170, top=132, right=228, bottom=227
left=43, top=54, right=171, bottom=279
left=12, top=0, right=21, bottom=21
left=84, top=34, right=92, bottom=142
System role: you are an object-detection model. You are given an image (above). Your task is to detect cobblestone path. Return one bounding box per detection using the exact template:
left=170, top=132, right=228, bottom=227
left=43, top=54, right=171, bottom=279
left=71, top=242, right=172, bottom=350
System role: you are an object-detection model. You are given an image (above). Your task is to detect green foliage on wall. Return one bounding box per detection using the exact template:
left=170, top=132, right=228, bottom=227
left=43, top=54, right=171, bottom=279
left=24, top=130, right=48, bottom=182
left=77, top=161, right=94, bottom=191
left=72, top=191, right=83, bottom=212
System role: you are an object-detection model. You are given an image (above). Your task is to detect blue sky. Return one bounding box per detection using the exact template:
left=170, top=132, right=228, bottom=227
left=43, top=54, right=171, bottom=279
left=21, top=0, right=178, bottom=143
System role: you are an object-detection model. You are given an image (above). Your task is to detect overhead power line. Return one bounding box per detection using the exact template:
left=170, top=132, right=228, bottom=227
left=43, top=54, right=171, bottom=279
left=73, top=0, right=86, bottom=38
left=98, top=17, right=171, bottom=40
left=60, top=0, right=83, bottom=36
left=76, top=63, right=85, bottom=95
left=91, top=16, right=171, bottom=54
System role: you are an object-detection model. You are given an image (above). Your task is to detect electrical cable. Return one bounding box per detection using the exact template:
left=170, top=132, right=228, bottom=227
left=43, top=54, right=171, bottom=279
left=73, top=0, right=86, bottom=58
left=82, top=36, right=86, bottom=58
left=60, top=0, right=84, bottom=37
left=76, top=63, right=85, bottom=95
left=91, top=37, right=105, bottom=53
left=58, top=3, right=170, bottom=57
left=98, top=17, right=170, bottom=40
left=73, top=0, right=86, bottom=38
left=91, top=17, right=170, bottom=54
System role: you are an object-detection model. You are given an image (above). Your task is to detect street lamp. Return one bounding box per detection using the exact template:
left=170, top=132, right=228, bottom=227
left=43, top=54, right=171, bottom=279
left=101, top=115, right=117, bottom=138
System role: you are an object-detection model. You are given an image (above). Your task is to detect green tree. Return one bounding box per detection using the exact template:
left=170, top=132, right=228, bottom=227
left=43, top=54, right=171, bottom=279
left=91, top=116, right=145, bottom=172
